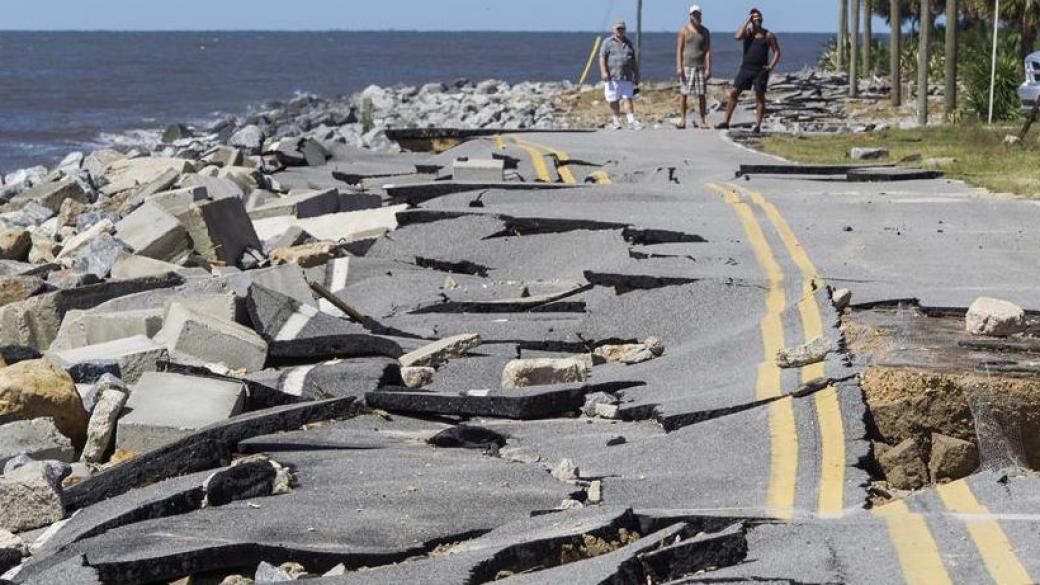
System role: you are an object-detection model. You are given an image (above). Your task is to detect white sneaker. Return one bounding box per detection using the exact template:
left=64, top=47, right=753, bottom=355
left=629, top=120, right=643, bottom=130
left=610, top=119, right=624, bottom=130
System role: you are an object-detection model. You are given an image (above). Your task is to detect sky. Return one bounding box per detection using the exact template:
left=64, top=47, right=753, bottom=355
left=0, top=0, right=888, bottom=33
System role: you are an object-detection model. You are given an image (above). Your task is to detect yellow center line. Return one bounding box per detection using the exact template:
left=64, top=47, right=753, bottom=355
left=508, top=136, right=552, bottom=183
left=937, top=481, right=1034, bottom=584
left=873, top=500, right=955, bottom=585
left=494, top=134, right=505, bottom=150
left=707, top=182, right=797, bottom=520
left=510, top=135, right=577, bottom=185
left=727, top=183, right=847, bottom=518
left=590, top=170, right=612, bottom=184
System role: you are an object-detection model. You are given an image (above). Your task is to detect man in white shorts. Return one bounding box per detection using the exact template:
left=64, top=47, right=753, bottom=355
left=676, top=5, right=712, bottom=129
left=600, top=20, right=641, bottom=129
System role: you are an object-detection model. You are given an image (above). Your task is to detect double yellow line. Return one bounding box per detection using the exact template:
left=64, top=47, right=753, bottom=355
left=496, top=134, right=577, bottom=184
left=708, top=181, right=844, bottom=519
left=711, top=182, right=1031, bottom=584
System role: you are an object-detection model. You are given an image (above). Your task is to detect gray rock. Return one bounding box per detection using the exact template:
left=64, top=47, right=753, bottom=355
left=115, top=202, right=191, bottom=263
left=0, top=418, right=74, bottom=469
left=11, top=178, right=89, bottom=212
left=581, top=392, right=617, bottom=417
left=401, top=366, right=435, bottom=389
left=966, top=297, right=1026, bottom=337
left=80, top=373, right=128, bottom=414
left=230, top=125, right=265, bottom=153
left=80, top=388, right=128, bottom=464
left=551, top=458, right=579, bottom=481
left=154, top=302, right=268, bottom=373
left=254, top=560, right=294, bottom=582
left=832, top=288, right=852, bottom=310
left=177, top=197, right=262, bottom=267
left=850, top=147, right=889, bottom=160
left=775, top=335, right=841, bottom=368
left=47, top=335, right=169, bottom=384
left=0, top=460, right=68, bottom=532
left=69, top=233, right=130, bottom=278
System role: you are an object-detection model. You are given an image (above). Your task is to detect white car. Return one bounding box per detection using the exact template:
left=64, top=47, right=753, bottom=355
left=1020, top=51, right=1040, bottom=110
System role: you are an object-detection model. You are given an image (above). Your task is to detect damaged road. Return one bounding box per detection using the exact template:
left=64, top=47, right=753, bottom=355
left=3, top=124, right=1040, bottom=585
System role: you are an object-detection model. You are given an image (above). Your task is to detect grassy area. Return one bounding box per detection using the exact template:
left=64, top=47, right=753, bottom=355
left=756, top=123, right=1040, bottom=198
left=554, top=82, right=731, bottom=129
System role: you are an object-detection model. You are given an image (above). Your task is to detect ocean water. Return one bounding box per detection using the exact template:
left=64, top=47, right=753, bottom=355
left=0, top=31, right=829, bottom=174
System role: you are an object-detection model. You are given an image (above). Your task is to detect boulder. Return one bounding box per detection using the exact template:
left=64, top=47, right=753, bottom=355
left=0, top=275, right=47, bottom=308
left=230, top=125, right=265, bottom=153
left=0, top=417, right=74, bottom=469
left=0, top=358, right=87, bottom=443
left=878, top=437, right=930, bottom=490
left=966, top=297, right=1026, bottom=337
left=177, top=197, right=262, bottom=267
left=0, top=460, right=68, bottom=532
left=80, top=388, right=128, bottom=464
left=115, top=202, right=191, bottom=263
left=0, top=229, right=31, bottom=261
left=928, top=433, right=980, bottom=482
left=501, top=357, right=590, bottom=389
left=399, top=333, right=482, bottom=368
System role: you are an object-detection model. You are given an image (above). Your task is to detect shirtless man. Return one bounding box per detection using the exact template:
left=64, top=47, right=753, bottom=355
left=676, top=5, right=712, bottom=129
left=717, top=8, right=782, bottom=133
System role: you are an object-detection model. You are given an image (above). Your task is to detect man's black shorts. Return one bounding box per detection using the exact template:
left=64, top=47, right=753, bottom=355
left=734, top=67, right=770, bottom=93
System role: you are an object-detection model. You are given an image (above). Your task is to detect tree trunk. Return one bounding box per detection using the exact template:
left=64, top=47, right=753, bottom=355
left=892, top=0, right=902, bottom=106
left=1023, top=18, right=1037, bottom=63
left=851, top=0, right=861, bottom=96
left=918, top=0, right=931, bottom=126
left=864, top=0, right=874, bottom=76
left=839, top=0, right=849, bottom=71
left=945, top=0, right=958, bottom=113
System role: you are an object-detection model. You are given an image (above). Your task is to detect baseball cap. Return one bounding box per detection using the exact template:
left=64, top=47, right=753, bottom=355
left=613, top=20, right=627, bottom=29
left=689, top=5, right=702, bottom=13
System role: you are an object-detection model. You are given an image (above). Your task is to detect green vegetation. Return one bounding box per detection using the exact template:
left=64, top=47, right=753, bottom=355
left=756, top=124, right=1040, bottom=197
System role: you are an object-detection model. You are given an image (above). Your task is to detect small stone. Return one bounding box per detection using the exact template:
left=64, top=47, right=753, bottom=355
left=254, top=560, right=293, bottom=583
left=219, top=576, right=254, bottom=585
left=499, top=446, right=541, bottom=464
left=80, top=388, right=128, bottom=464
left=966, top=297, right=1026, bottom=337
left=551, top=458, right=579, bottom=481
left=776, top=336, right=840, bottom=368
left=581, top=392, right=617, bottom=417
left=279, top=563, right=307, bottom=579
left=501, top=357, right=589, bottom=389
left=832, top=288, right=852, bottom=311
left=878, top=437, right=929, bottom=490
left=559, top=498, right=584, bottom=510
left=929, top=433, right=980, bottom=482
left=401, top=366, right=435, bottom=389
left=587, top=480, right=603, bottom=504
left=594, top=402, right=620, bottom=419
left=399, top=333, right=481, bottom=368
left=0, top=229, right=31, bottom=262
left=441, top=276, right=460, bottom=290
left=850, top=147, right=889, bottom=160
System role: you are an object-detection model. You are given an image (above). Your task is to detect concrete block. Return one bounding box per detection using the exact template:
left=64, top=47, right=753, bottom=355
left=452, top=158, right=505, bottom=182
left=399, top=333, right=481, bottom=368
left=50, top=308, right=164, bottom=351
left=0, top=418, right=74, bottom=469
left=102, top=157, right=193, bottom=195
left=177, top=197, right=262, bottom=267
left=145, top=186, right=208, bottom=217
left=247, top=189, right=339, bottom=220
left=109, top=253, right=208, bottom=281
left=181, top=174, right=244, bottom=200
left=116, top=372, right=246, bottom=454
left=115, top=203, right=191, bottom=263
left=336, top=192, right=383, bottom=212
left=262, top=226, right=317, bottom=254
left=48, top=334, right=169, bottom=384
left=160, top=292, right=237, bottom=324
left=218, top=263, right=317, bottom=308
left=501, top=357, right=590, bottom=389
left=251, top=205, right=407, bottom=243
left=155, top=302, right=267, bottom=372
left=11, top=178, right=89, bottom=212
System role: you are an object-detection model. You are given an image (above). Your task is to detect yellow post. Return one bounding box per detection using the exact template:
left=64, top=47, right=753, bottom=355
left=578, top=36, right=603, bottom=86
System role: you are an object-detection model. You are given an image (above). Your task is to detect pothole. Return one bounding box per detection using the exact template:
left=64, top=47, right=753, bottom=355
left=846, top=303, right=1040, bottom=502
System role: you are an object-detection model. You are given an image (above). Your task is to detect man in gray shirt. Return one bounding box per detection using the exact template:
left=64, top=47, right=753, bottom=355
left=599, top=20, right=642, bottom=130
left=676, top=5, right=711, bottom=129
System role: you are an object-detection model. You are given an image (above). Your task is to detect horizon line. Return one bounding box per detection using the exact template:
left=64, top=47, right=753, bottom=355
left=0, top=28, right=840, bottom=35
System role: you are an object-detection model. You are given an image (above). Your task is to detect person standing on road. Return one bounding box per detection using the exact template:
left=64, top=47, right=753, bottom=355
left=717, top=8, right=781, bottom=134
left=676, top=5, right=712, bottom=129
left=600, top=20, right=642, bottom=130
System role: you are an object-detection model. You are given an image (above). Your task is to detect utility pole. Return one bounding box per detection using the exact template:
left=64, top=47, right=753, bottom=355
left=891, top=0, right=902, bottom=106
left=863, top=0, right=873, bottom=76
left=850, top=0, right=861, bottom=96
left=919, top=0, right=932, bottom=126
left=636, top=0, right=643, bottom=70
left=945, top=0, right=959, bottom=112
left=838, top=0, right=849, bottom=71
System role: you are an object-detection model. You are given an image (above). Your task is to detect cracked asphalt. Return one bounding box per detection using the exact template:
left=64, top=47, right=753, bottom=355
left=12, top=127, right=1040, bottom=585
